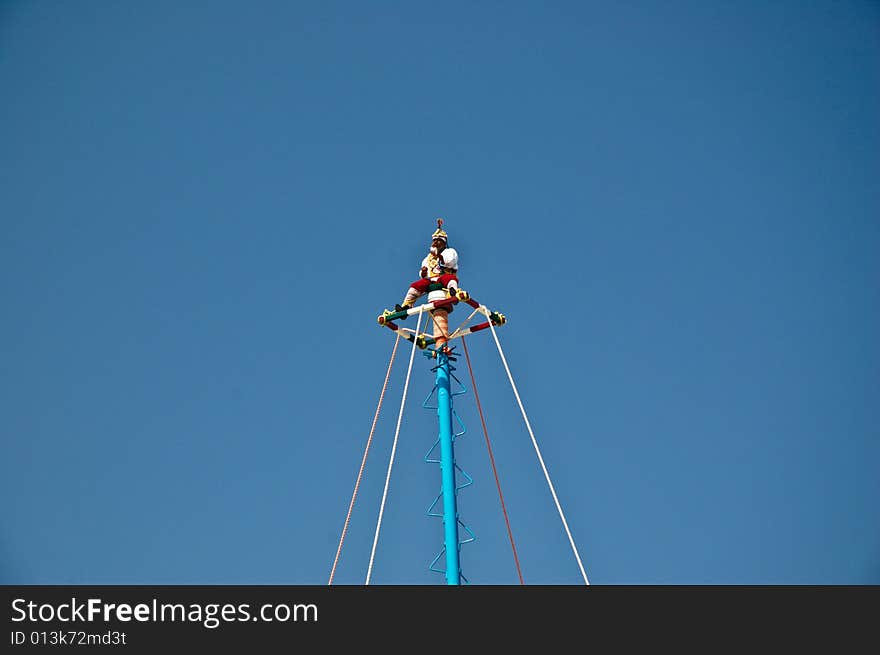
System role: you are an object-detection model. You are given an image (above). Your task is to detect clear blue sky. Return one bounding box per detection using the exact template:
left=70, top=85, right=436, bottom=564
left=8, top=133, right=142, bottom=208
left=2, top=1, right=878, bottom=585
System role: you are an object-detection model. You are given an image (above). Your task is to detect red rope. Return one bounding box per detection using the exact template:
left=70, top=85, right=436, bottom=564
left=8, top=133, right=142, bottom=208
left=420, top=308, right=525, bottom=583
left=328, top=334, right=400, bottom=585
left=461, top=335, right=525, bottom=584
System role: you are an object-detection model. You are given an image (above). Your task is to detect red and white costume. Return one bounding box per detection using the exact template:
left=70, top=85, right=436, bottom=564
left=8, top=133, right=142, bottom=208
left=401, top=245, right=459, bottom=307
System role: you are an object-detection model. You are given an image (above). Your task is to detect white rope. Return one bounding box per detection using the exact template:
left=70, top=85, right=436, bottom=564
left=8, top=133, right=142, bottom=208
left=365, top=310, right=423, bottom=585
left=447, top=306, right=481, bottom=340
left=485, top=310, right=591, bottom=585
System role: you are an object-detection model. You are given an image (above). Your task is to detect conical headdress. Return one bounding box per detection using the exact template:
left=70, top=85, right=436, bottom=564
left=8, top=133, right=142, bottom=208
left=431, top=218, right=448, bottom=242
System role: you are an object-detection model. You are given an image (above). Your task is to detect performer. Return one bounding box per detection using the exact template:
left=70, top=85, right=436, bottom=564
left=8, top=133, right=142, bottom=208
left=395, top=219, right=462, bottom=313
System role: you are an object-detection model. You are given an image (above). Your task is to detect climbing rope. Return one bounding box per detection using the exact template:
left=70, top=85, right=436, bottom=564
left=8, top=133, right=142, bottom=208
left=327, top=333, right=401, bottom=585
left=486, top=311, right=591, bottom=585
left=461, top=335, right=525, bottom=585
left=365, top=311, right=423, bottom=585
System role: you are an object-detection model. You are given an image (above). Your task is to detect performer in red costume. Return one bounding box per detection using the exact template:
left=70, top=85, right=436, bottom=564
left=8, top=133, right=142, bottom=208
left=395, top=219, right=462, bottom=313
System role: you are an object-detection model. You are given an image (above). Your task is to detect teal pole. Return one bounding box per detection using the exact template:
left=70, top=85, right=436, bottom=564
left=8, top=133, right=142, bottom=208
left=435, top=350, right=461, bottom=585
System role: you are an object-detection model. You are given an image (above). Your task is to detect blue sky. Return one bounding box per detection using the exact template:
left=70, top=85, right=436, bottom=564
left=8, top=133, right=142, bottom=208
left=2, top=1, right=878, bottom=585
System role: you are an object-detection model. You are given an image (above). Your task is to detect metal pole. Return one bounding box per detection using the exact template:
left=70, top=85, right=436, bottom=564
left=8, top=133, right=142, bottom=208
left=435, top=350, right=461, bottom=585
